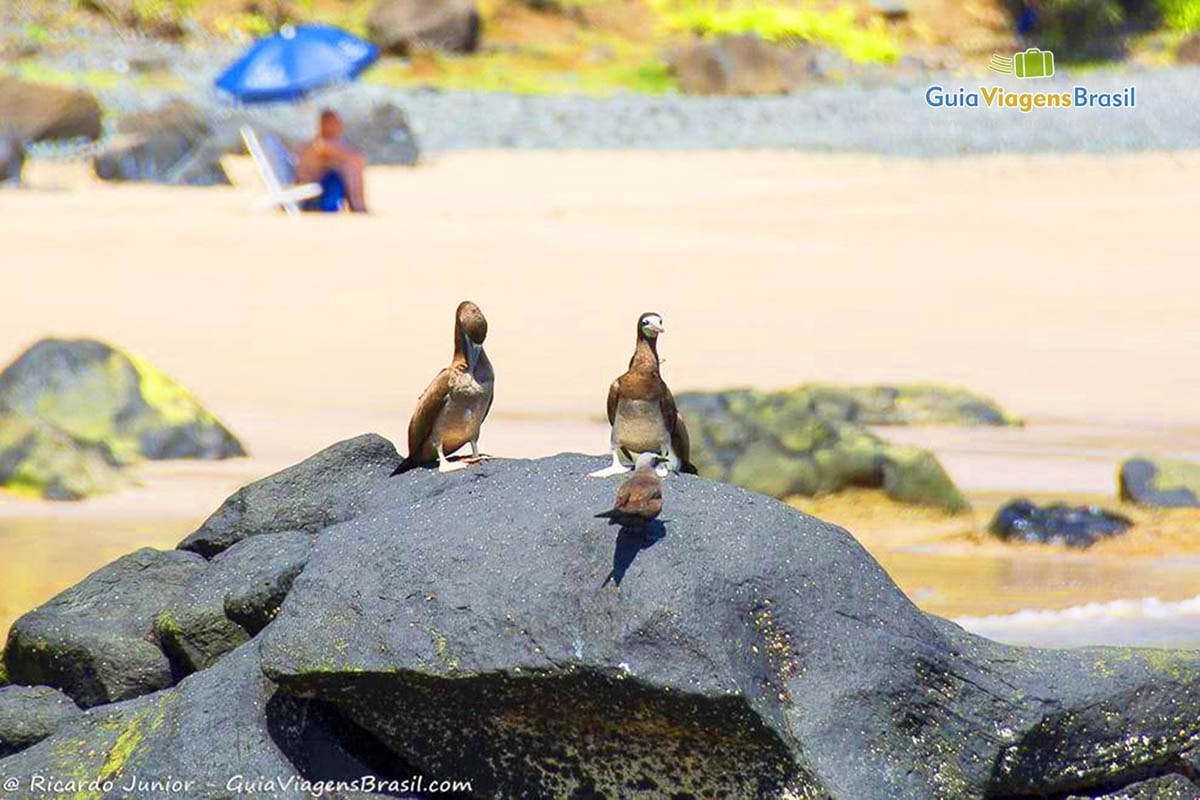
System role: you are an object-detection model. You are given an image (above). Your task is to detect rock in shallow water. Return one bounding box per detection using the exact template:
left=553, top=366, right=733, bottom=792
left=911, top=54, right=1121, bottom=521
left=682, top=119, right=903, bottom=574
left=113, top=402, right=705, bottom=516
left=676, top=388, right=969, bottom=511
left=1120, top=456, right=1200, bottom=509
left=989, top=499, right=1132, bottom=548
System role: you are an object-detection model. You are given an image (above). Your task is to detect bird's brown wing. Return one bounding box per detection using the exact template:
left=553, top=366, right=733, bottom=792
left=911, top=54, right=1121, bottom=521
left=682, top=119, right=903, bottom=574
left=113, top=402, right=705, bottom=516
left=606, top=378, right=620, bottom=426
left=407, top=368, right=453, bottom=464
left=659, top=383, right=698, bottom=474
left=612, top=479, right=633, bottom=511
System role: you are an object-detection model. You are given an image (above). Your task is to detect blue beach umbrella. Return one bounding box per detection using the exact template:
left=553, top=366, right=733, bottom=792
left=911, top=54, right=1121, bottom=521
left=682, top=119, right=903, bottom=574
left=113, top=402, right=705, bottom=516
left=214, top=24, right=379, bottom=104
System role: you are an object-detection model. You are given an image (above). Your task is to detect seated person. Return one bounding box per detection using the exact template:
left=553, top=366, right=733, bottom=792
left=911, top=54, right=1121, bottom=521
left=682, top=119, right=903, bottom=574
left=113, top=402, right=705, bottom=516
left=296, top=110, right=368, bottom=213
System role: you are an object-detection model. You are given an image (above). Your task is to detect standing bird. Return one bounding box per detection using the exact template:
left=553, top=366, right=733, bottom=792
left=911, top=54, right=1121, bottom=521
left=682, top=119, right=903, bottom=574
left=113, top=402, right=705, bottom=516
left=595, top=452, right=668, bottom=528
left=589, top=312, right=697, bottom=478
left=393, top=301, right=494, bottom=474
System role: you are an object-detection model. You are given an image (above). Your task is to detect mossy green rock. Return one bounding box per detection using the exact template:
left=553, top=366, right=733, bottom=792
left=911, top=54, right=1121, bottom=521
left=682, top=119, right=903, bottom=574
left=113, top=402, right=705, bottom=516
left=795, top=383, right=1019, bottom=426
left=677, top=389, right=970, bottom=512
left=0, top=338, right=245, bottom=500
left=0, top=412, right=131, bottom=500
left=1119, top=456, right=1200, bottom=509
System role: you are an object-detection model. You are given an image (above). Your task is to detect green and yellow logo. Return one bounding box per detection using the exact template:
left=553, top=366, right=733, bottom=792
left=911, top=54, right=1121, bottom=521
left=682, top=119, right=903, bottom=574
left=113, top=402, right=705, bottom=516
left=990, top=48, right=1056, bottom=79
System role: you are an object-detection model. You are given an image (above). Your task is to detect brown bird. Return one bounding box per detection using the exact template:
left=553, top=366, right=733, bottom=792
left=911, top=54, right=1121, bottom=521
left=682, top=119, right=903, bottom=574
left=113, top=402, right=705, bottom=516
left=393, top=301, right=494, bottom=474
left=595, top=452, right=668, bottom=528
left=590, top=312, right=697, bottom=477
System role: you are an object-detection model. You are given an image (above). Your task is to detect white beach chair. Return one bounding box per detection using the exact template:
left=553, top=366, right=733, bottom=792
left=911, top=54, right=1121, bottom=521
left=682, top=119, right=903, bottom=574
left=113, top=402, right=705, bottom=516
left=240, top=125, right=322, bottom=216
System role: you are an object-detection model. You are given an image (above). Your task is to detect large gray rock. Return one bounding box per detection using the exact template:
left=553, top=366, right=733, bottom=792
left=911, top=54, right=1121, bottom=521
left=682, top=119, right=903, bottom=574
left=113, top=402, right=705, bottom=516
left=0, top=685, right=80, bottom=757
left=0, top=338, right=246, bottom=499
left=676, top=389, right=969, bottom=511
left=94, top=101, right=230, bottom=186
left=367, top=0, right=481, bottom=55
left=0, top=642, right=422, bottom=799
left=1119, top=456, right=1200, bottom=509
left=3, top=548, right=206, bottom=708
left=256, top=452, right=1199, bottom=799
left=0, top=77, right=102, bottom=143
left=156, top=532, right=312, bottom=674
left=178, top=433, right=400, bottom=557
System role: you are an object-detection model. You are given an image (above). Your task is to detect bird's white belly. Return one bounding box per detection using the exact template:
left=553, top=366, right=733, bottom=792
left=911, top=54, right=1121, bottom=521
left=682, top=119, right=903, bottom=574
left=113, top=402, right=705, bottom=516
left=435, top=378, right=491, bottom=454
left=615, top=399, right=669, bottom=454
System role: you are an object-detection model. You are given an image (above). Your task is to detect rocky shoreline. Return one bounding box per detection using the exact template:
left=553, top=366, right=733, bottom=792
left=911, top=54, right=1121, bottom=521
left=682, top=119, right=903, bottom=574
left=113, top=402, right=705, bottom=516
left=1, top=435, right=1198, bottom=798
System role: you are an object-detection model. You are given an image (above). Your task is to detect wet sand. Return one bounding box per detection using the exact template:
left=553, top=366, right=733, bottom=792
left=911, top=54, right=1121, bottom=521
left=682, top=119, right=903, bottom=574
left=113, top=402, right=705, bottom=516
left=1, top=151, right=1198, bottom=645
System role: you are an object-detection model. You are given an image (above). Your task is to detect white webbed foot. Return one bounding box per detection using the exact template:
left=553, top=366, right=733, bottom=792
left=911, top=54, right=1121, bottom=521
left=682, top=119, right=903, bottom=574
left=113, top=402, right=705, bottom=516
left=589, top=464, right=632, bottom=478
left=589, top=448, right=631, bottom=478
left=438, top=459, right=468, bottom=473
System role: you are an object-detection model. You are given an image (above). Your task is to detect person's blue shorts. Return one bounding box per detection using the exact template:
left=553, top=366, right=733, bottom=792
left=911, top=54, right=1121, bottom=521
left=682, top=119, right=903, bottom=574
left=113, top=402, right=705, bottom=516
left=302, top=170, right=346, bottom=213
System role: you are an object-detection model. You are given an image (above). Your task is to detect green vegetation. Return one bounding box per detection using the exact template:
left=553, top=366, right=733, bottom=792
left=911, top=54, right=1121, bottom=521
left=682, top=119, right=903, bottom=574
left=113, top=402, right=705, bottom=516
left=1159, top=0, right=1200, bottom=31
left=653, top=0, right=901, bottom=62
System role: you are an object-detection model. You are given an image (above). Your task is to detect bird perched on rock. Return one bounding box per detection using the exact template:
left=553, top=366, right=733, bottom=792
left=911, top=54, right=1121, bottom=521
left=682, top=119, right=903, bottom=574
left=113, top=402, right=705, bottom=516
left=393, top=301, right=494, bottom=474
left=595, top=452, right=668, bottom=528
left=590, top=312, right=697, bottom=478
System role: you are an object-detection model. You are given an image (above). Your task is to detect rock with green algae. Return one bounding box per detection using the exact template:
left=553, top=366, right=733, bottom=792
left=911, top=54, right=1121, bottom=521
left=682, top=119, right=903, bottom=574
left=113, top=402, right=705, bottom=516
left=800, top=383, right=1020, bottom=426
left=0, top=410, right=132, bottom=501
left=155, top=532, right=312, bottom=676
left=677, top=389, right=970, bottom=512
left=1120, top=455, right=1200, bottom=509
left=0, top=337, right=245, bottom=464
left=0, top=642, right=427, bottom=798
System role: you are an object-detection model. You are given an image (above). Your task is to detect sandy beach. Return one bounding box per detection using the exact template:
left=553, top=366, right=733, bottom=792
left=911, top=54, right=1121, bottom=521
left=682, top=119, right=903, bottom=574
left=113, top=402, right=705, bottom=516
left=2, top=150, right=1199, bottom=644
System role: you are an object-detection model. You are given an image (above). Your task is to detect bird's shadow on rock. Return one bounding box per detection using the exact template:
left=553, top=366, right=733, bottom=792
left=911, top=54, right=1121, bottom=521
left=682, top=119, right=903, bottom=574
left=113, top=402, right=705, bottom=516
left=602, top=521, right=666, bottom=588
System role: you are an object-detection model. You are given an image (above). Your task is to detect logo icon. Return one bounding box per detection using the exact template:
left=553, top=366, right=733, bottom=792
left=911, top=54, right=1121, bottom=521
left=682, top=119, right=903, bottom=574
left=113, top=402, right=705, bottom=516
left=990, top=48, right=1055, bottom=78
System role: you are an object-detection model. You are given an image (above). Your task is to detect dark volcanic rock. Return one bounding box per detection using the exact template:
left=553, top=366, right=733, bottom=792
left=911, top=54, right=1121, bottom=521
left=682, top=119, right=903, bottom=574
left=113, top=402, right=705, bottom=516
left=1119, top=456, right=1200, bottom=509
left=4, top=443, right=1199, bottom=799
left=156, top=532, right=311, bottom=674
left=178, top=433, right=400, bottom=557
left=989, top=498, right=1132, bottom=548
left=367, top=0, right=482, bottom=55
left=0, top=642, right=419, bottom=799
left=1068, top=773, right=1200, bottom=798
left=0, top=685, right=80, bottom=757
left=0, top=77, right=102, bottom=143
left=0, top=338, right=245, bottom=499
left=676, top=389, right=969, bottom=511
left=4, top=548, right=206, bottom=708
left=254, top=452, right=1199, bottom=799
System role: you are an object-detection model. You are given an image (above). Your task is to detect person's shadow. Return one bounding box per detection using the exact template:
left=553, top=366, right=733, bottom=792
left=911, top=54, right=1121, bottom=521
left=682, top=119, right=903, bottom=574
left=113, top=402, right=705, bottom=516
left=602, top=522, right=666, bottom=588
